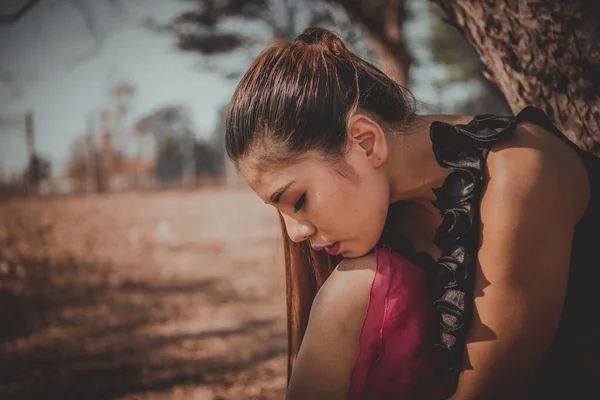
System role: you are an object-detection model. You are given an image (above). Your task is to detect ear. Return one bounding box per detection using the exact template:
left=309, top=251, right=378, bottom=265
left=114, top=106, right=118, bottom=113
left=347, top=114, right=388, bottom=167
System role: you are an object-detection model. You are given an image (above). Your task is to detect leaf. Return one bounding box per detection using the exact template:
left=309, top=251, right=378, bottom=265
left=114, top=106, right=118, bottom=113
left=177, top=33, right=245, bottom=54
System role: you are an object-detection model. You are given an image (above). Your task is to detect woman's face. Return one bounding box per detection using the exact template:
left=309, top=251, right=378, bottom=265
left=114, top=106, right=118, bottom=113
left=239, top=130, right=391, bottom=258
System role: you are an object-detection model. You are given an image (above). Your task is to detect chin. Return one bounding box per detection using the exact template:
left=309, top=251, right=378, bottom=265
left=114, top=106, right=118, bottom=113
left=337, top=237, right=380, bottom=259
left=341, top=247, right=371, bottom=259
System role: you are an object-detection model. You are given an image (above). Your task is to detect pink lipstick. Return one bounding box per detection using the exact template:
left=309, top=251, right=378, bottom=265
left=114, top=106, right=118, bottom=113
left=325, top=242, right=341, bottom=255
left=312, top=242, right=341, bottom=256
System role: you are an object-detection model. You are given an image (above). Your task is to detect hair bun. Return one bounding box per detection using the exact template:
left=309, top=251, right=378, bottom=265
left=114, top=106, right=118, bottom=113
left=294, top=27, right=347, bottom=55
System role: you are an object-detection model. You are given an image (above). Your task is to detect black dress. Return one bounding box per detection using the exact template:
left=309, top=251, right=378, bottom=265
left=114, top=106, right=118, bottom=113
left=424, top=106, right=600, bottom=398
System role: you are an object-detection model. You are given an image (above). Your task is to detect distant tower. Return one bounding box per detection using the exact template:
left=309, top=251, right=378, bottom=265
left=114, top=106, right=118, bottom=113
left=109, top=81, right=135, bottom=151
left=110, top=82, right=135, bottom=119
left=24, top=111, right=37, bottom=194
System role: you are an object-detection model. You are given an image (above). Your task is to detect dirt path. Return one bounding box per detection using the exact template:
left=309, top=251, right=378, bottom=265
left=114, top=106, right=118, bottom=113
left=0, top=188, right=287, bottom=400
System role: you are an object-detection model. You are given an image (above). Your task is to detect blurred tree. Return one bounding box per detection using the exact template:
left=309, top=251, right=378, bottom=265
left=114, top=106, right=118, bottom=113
left=66, top=136, right=92, bottom=193
left=194, top=139, right=223, bottom=182
left=206, top=104, right=228, bottom=182
left=425, top=2, right=510, bottom=115
left=135, top=105, right=198, bottom=185
left=162, top=0, right=375, bottom=81
left=24, top=153, right=51, bottom=186
left=66, top=129, right=108, bottom=194
left=333, top=0, right=411, bottom=84
left=434, top=0, right=600, bottom=154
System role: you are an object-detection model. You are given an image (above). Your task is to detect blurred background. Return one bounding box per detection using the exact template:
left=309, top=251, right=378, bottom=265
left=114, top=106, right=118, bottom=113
left=0, top=0, right=509, bottom=399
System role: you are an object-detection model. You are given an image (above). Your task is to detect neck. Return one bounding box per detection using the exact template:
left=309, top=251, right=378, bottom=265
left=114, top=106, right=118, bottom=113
left=387, top=113, right=472, bottom=203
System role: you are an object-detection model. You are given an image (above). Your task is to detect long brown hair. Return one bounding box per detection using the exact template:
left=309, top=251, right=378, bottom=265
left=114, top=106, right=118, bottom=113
left=279, top=214, right=343, bottom=380
left=224, top=26, right=415, bottom=381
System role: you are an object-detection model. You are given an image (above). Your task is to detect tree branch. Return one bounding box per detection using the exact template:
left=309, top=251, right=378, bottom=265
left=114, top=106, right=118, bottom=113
left=0, top=0, right=43, bottom=25
left=333, top=0, right=411, bottom=84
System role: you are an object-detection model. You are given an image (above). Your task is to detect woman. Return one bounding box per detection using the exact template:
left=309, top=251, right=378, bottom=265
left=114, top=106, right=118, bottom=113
left=225, top=27, right=600, bottom=399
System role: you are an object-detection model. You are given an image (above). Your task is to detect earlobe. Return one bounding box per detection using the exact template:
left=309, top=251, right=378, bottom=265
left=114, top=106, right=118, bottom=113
left=348, top=114, right=388, bottom=167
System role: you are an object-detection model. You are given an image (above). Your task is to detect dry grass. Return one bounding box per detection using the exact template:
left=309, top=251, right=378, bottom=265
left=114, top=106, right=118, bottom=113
left=0, top=187, right=287, bottom=400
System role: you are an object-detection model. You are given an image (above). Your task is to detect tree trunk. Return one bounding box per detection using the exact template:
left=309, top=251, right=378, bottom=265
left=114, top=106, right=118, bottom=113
left=434, top=0, right=600, bottom=154
left=335, top=0, right=412, bottom=86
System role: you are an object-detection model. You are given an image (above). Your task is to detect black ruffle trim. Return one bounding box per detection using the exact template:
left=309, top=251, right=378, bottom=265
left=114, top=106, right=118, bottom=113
left=428, top=114, right=516, bottom=372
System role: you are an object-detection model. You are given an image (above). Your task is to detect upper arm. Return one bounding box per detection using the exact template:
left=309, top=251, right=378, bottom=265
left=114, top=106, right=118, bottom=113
left=286, top=254, right=376, bottom=400
left=453, top=126, right=583, bottom=398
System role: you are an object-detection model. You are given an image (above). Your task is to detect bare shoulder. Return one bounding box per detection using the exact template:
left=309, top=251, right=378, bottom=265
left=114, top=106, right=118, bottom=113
left=311, top=253, right=377, bottom=331
left=286, top=253, right=378, bottom=399
left=452, top=121, right=586, bottom=396
left=485, top=121, right=590, bottom=221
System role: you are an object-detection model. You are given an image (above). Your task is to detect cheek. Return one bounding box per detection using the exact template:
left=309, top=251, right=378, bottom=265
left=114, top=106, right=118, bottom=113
left=348, top=172, right=390, bottom=237
left=318, top=176, right=388, bottom=235
left=308, top=182, right=354, bottom=234
left=309, top=163, right=390, bottom=241
left=309, top=189, right=341, bottom=227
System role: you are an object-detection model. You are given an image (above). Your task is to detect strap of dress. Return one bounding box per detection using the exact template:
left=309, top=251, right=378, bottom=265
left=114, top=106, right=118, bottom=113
left=428, top=106, right=598, bottom=374
left=426, top=113, right=518, bottom=373
left=516, top=106, right=583, bottom=153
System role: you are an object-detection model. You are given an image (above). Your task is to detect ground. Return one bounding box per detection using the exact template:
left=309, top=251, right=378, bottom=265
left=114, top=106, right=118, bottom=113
left=0, top=187, right=287, bottom=400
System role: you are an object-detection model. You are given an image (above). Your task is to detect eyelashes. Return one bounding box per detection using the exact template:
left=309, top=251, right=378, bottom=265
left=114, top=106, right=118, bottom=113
left=293, top=193, right=306, bottom=213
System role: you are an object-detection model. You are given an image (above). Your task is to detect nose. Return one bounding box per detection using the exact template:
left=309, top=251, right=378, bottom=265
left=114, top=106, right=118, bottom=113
left=282, top=214, right=316, bottom=243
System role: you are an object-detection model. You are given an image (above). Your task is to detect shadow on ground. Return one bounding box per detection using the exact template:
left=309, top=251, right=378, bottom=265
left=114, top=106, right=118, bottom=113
left=0, top=256, right=285, bottom=400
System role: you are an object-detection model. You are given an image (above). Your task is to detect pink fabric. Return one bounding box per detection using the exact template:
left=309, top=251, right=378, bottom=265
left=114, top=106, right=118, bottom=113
left=349, top=246, right=455, bottom=400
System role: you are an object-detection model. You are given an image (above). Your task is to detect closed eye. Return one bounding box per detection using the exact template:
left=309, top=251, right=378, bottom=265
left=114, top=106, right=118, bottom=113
left=294, top=193, right=306, bottom=213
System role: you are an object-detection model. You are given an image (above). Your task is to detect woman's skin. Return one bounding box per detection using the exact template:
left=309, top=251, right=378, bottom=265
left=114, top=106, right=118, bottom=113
left=238, top=113, right=590, bottom=399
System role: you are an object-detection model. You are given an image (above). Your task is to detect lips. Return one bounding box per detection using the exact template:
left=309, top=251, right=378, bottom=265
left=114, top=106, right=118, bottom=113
left=311, top=241, right=341, bottom=256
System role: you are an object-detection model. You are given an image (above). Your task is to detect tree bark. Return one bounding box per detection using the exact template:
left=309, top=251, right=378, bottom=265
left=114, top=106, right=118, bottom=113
left=335, top=0, right=412, bottom=86
left=434, top=0, right=600, bottom=153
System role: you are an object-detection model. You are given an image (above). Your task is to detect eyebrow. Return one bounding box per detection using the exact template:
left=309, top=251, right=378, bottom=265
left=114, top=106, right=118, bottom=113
left=270, top=180, right=295, bottom=204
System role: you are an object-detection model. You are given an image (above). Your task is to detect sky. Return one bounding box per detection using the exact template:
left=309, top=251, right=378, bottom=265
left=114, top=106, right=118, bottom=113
left=0, top=0, right=475, bottom=176
left=0, top=0, right=242, bottom=175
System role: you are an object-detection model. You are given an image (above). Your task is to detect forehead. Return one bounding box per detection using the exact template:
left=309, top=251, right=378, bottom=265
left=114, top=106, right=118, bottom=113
left=238, top=153, right=320, bottom=199
left=238, top=156, right=301, bottom=186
